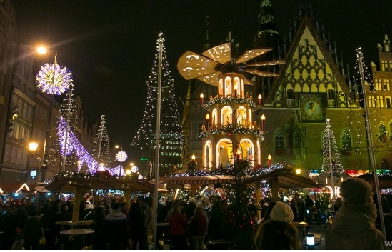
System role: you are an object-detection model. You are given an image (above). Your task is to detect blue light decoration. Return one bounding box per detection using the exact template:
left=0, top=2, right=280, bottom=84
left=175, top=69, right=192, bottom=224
left=36, top=62, right=73, bottom=95
left=108, top=165, right=124, bottom=176
left=58, top=116, right=98, bottom=173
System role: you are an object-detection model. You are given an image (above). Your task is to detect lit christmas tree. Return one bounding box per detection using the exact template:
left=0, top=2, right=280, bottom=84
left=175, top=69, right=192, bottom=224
left=131, top=33, right=184, bottom=176
left=59, top=84, right=78, bottom=170
left=93, top=115, right=111, bottom=168
left=321, top=119, right=344, bottom=177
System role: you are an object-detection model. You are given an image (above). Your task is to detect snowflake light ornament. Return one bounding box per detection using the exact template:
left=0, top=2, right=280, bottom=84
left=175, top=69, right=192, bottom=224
left=36, top=60, right=73, bottom=95
left=115, top=150, right=128, bottom=162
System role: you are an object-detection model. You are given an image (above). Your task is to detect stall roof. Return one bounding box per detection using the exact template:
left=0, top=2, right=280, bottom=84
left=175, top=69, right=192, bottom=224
left=357, top=174, right=392, bottom=189
left=0, top=183, right=34, bottom=194
left=45, top=176, right=155, bottom=192
left=164, top=169, right=319, bottom=190
left=165, top=175, right=234, bottom=185
left=245, top=169, right=321, bottom=190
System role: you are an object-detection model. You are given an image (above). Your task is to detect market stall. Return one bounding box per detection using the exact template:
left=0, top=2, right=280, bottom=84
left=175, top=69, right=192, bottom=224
left=45, top=172, right=155, bottom=222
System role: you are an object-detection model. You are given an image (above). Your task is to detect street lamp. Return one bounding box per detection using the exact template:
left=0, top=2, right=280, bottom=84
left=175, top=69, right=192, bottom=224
left=268, top=154, right=271, bottom=167
left=200, top=93, right=204, bottom=105
left=258, top=94, right=262, bottom=106
left=36, top=46, right=47, bottom=55
left=28, top=140, right=48, bottom=182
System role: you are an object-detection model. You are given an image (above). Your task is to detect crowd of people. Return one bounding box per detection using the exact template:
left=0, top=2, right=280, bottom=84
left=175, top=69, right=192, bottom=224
left=0, top=178, right=390, bottom=250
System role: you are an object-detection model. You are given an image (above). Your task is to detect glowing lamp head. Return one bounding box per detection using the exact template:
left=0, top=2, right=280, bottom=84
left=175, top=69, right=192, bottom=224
left=295, top=169, right=302, bottom=175
left=191, top=154, right=196, bottom=161
left=36, top=46, right=47, bottom=55
left=28, top=141, right=39, bottom=152
left=261, top=114, right=266, bottom=121
left=268, top=154, right=271, bottom=161
left=98, top=163, right=105, bottom=171
left=206, top=114, right=210, bottom=120
left=258, top=94, right=261, bottom=99
left=200, top=93, right=204, bottom=99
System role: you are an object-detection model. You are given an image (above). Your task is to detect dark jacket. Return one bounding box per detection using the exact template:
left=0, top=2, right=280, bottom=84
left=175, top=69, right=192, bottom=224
left=23, top=216, right=42, bottom=242
left=189, top=214, right=207, bottom=236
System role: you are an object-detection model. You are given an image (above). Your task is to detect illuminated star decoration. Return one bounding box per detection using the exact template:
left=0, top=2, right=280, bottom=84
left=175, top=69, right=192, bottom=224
left=36, top=63, right=73, bottom=95
left=116, top=151, right=128, bottom=162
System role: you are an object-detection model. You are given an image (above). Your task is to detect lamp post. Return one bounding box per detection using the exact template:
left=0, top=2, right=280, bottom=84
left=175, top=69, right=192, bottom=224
left=258, top=94, right=262, bottom=106
left=200, top=93, right=204, bottom=105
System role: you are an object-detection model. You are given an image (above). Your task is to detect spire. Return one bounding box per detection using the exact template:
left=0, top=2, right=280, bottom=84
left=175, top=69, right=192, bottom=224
left=254, top=0, right=279, bottom=48
left=384, top=34, right=390, bottom=52
left=257, top=0, right=277, bottom=32
left=227, top=20, right=232, bottom=43
left=203, top=16, right=210, bottom=51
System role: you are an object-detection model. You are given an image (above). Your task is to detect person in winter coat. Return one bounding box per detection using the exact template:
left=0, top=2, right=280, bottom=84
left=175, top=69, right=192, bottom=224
left=189, top=206, right=208, bottom=250
left=23, top=208, right=43, bottom=250
left=254, top=201, right=300, bottom=250
left=169, top=203, right=188, bottom=250
left=326, top=178, right=387, bottom=250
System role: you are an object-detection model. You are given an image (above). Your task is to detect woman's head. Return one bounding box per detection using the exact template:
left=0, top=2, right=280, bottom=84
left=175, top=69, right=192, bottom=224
left=270, top=201, right=294, bottom=223
left=254, top=219, right=300, bottom=250
left=194, top=206, right=204, bottom=216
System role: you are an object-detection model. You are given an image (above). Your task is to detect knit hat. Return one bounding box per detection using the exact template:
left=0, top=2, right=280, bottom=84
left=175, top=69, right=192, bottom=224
left=270, top=201, right=294, bottom=223
left=340, top=178, right=373, bottom=204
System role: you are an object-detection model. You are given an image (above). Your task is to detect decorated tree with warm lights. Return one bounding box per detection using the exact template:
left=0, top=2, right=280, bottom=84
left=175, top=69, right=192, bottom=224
left=321, top=119, right=344, bottom=178
left=93, top=115, right=111, bottom=168
left=131, top=33, right=184, bottom=176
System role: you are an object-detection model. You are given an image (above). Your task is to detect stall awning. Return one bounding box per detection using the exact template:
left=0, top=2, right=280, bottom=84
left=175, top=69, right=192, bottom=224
left=45, top=176, right=155, bottom=192
left=245, top=169, right=320, bottom=190
left=357, top=174, right=392, bottom=189
left=165, top=175, right=234, bottom=185
left=0, top=183, right=34, bottom=194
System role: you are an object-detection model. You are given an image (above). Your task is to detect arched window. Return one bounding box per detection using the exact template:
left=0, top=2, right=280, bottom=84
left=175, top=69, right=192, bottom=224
left=379, top=124, right=387, bottom=142
left=328, top=89, right=334, bottom=99
left=221, top=106, right=232, bottom=125
left=380, top=159, right=389, bottom=170
left=341, top=128, right=352, bottom=150
left=287, top=89, right=294, bottom=99
left=294, top=131, right=301, bottom=148
left=274, top=129, right=285, bottom=155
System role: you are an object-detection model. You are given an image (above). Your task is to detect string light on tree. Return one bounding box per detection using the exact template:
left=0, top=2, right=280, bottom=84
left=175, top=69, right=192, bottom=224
left=131, top=33, right=184, bottom=176
left=320, top=119, right=344, bottom=199
left=93, top=115, right=111, bottom=170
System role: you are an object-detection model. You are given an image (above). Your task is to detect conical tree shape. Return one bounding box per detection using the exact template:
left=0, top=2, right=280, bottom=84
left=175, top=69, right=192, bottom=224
left=131, top=33, right=184, bottom=176
left=93, top=115, right=111, bottom=168
left=321, top=119, right=344, bottom=177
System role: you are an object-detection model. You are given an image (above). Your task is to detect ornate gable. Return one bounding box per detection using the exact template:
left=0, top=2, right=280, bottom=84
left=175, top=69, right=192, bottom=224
left=265, top=14, right=354, bottom=109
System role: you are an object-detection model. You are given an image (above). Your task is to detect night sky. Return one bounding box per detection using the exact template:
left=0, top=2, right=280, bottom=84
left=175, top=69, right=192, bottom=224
left=11, top=0, right=392, bottom=162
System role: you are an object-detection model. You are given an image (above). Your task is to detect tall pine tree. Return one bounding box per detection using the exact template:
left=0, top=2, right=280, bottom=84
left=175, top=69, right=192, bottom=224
left=321, top=119, right=344, bottom=178
left=93, top=115, right=111, bottom=168
left=59, top=83, right=78, bottom=170
left=131, top=33, right=184, bottom=176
